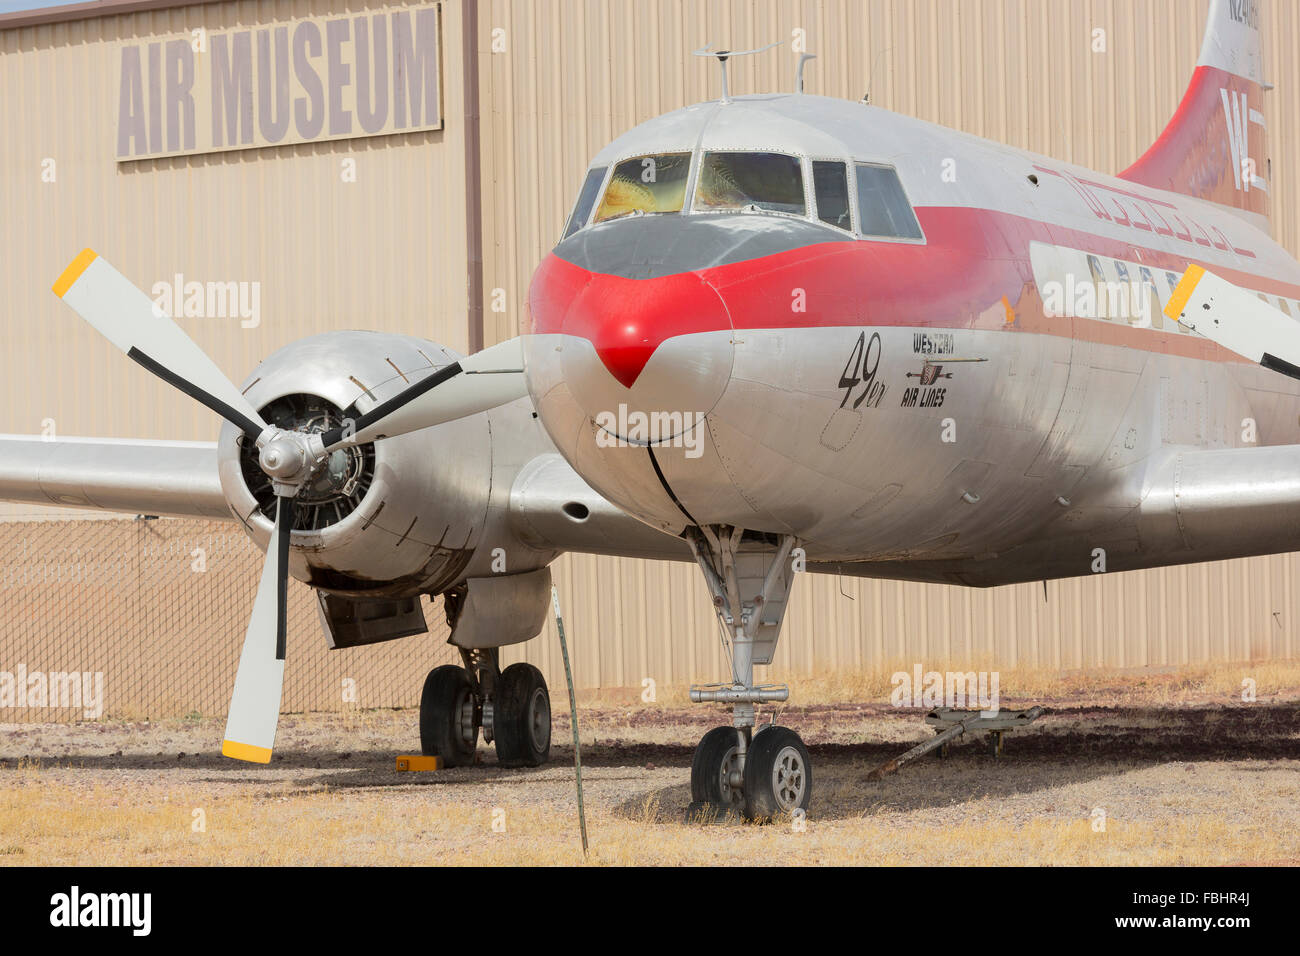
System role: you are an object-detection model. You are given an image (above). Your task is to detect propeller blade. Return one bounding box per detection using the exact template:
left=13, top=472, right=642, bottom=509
left=318, top=336, right=528, bottom=450
left=1166, top=265, right=1300, bottom=380
left=221, top=495, right=295, bottom=763
left=52, top=249, right=268, bottom=439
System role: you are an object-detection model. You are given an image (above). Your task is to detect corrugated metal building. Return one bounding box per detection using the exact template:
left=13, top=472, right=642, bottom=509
left=2, top=0, right=1298, bottom=718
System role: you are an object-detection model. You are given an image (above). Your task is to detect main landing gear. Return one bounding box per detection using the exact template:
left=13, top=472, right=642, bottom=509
left=686, top=526, right=811, bottom=823
left=419, top=648, right=552, bottom=768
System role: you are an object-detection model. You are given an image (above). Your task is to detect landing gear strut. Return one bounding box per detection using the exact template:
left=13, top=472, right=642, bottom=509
left=686, top=526, right=811, bottom=822
left=418, top=648, right=552, bottom=768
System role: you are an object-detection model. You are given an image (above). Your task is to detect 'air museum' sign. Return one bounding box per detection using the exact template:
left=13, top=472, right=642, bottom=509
left=116, top=3, right=442, bottom=161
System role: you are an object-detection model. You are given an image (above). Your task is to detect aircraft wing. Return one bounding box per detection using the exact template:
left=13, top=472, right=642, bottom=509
left=0, top=432, right=691, bottom=560
left=0, top=435, right=230, bottom=519
left=1136, top=442, right=1300, bottom=558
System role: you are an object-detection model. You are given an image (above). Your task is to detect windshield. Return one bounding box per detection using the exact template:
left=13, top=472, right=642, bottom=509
left=695, top=151, right=806, bottom=215
left=562, top=166, right=607, bottom=240
left=593, top=152, right=692, bottom=223
left=813, top=160, right=851, bottom=230
left=855, top=163, right=923, bottom=239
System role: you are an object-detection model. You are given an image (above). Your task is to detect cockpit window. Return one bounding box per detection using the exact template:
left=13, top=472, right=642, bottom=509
left=593, top=152, right=692, bottom=223
left=562, top=166, right=607, bottom=240
left=854, top=163, right=923, bottom=240
left=813, top=161, right=851, bottom=230
left=695, top=152, right=806, bottom=215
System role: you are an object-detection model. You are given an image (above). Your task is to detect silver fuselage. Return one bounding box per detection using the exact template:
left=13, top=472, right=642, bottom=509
left=523, top=94, right=1300, bottom=586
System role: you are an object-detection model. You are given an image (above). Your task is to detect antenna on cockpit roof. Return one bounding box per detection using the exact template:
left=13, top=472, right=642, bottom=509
left=862, top=46, right=893, bottom=106
left=693, top=40, right=783, bottom=104
left=796, top=53, right=817, bottom=94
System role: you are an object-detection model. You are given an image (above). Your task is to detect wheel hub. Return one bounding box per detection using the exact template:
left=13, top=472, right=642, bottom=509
left=718, top=747, right=744, bottom=807
left=771, top=746, right=806, bottom=810
left=459, top=690, right=477, bottom=747
left=529, top=687, right=551, bottom=748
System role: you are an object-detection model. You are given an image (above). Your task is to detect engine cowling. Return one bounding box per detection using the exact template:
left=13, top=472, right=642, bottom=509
left=217, top=331, right=494, bottom=599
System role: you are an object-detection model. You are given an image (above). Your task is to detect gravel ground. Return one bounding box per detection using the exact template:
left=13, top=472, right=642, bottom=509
left=1, top=684, right=1298, bottom=865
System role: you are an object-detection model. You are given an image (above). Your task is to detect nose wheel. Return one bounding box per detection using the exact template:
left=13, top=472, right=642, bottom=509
left=690, top=726, right=746, bottom=812
left=743, top=726, right=811, bottom=821
left=692, top=724, right=811, bottom=822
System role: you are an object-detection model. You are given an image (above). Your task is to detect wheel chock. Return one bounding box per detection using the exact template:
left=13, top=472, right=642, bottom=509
left=396, top=755, right=443, bottom=771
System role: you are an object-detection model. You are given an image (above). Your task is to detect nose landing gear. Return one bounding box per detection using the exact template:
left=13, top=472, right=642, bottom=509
left=686, top=526, right=811, bottom=822
left=691, top=723, right=812, bottom=822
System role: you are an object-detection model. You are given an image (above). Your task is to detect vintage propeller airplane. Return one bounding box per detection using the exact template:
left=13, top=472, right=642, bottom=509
left=4, top=0, right=1299, bottom=820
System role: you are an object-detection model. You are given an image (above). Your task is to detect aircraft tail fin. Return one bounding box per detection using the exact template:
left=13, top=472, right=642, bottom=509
left=1119, top=0, right=1269, bottom=226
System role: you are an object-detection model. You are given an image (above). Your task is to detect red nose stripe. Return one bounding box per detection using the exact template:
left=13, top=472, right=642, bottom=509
left=528, top=256, right=732, bottom=388
left=527, top=206, right=1300, bottom=374
left=594, top=342, right=657, bottom=388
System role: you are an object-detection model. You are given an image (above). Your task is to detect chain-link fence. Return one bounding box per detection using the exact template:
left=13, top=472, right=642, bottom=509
left=0, top=518, right=458, bottom=721
left=5, top=516, right=1297, bottom=724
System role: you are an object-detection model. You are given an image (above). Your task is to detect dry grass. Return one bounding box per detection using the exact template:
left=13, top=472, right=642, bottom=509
left=781, top=658, right=1300, bottom=708
left=2, top=659, right=1298, bottom=866
left=2, top=771, right=1296, bottom=866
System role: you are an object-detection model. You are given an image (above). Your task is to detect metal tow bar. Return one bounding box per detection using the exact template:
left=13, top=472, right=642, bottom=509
left=867, top=706, right=1044, bottom=780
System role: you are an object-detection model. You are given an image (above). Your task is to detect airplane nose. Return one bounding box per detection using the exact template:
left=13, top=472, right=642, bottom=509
left=529, top=254, right=735, bottom=439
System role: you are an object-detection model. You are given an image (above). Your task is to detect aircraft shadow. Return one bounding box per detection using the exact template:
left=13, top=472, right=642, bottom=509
left=4, top=702, right=1296, bottom=821
left=613, top=701, right=1300, bottom=822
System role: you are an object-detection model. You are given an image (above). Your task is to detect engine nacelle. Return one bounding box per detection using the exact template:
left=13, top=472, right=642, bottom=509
left=218, top=331, right=494, bottom=599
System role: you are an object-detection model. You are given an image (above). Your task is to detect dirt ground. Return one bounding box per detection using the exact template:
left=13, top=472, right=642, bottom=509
left=2, top=665, right=1299, bottom=866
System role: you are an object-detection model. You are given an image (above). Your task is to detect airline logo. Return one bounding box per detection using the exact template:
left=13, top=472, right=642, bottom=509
left=1220, top=87, right=1267, bottom=194
left=1221, top=89, right=1252, bottom=192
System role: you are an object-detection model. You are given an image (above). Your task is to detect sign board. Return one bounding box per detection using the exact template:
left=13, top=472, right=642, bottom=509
left=116, top=2, right=442, bottom=161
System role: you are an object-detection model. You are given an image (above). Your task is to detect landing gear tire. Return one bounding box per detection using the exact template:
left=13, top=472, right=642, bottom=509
left=494, top=663, right=551, bottom=767
left=420, top=665, right=477, bottom=767
left=742, top=726, right=812, bottom=823
left=690, top=726, right=746, bottom=811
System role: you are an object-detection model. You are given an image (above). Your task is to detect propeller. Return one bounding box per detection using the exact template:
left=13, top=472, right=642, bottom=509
left=221, top=494, right=294, bottom=762
left=52, top=248, right=528, bottom=762
left=1165, top=264, right=1300, bottom=380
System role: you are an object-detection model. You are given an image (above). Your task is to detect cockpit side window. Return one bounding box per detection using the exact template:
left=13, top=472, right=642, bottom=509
left=562, top=166, right=607, bottom=240
left=813, top=161, right=851, bottom=230
left=854, top=163, right=923, bottom=240
left=694, top=152, right=806, bottom=215
left=593, top=152, right=692, bottom=223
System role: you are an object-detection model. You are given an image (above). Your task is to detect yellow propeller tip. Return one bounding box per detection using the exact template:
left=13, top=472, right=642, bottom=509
left=1164, top=263, right=1206, bottom=322
left=222, top=740, right=273, bottom=763
left=52, top=248, right=98, bottom=298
